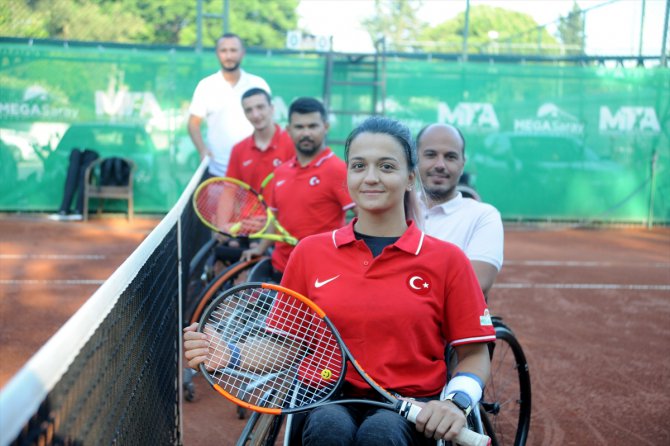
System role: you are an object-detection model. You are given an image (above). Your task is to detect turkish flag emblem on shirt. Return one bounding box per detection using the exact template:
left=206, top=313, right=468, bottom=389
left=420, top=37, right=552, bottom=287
left=406, top=274, right=431, bottom=295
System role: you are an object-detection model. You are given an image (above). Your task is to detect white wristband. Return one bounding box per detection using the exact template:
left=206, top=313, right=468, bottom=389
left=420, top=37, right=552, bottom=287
left=444, top=373, right=483, bottom=406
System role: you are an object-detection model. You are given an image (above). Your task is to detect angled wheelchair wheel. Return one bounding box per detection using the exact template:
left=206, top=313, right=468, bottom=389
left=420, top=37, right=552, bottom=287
left=184, top=238, right=218, bottom=320
left=481, top=318, right=531, bottom=446
left=183, top=368, right=197, bottom=402
left=457, top=184, right=481, bottom=201
left=182, top=256, right=267, bottom=404
left=479, top=409, right=500, bottom=446
left=237, top=380, right=287, bottom=446
left=236, top=412, right=284, bottom=446
left=187, top=256, right=267, bottom=325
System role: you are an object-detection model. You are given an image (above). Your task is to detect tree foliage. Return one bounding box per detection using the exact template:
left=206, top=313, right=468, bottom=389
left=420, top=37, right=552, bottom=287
left=419, top=5, right=559, bottom=54
left=362, top=0, right=427, bottom=52
left=557, top=2, right=585, bottom=55
left=1, top=0, right=299, bottom=48
left=361, top=2, right=560, bottom=55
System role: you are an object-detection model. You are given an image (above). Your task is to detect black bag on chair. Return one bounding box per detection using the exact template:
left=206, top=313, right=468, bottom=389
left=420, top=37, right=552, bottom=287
left=100, top=157, right=131, bottom=186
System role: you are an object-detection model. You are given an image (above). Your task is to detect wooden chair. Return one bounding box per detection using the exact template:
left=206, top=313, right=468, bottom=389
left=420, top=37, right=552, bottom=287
left=83, top=157, right=135, bottom=221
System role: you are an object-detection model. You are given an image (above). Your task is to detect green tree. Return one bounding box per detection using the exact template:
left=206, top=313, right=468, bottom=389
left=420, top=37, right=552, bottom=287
left=557, top=2, right=585, bottom=55
left=1, top=0, right=146, bottom=42
left=150, top=0, right=299, bottom=48
left=210, top=0, right=299, bottom=48
left=419, top=5, right=559, bottom=55
left=362, top=0, right=427, bottom=52
left=1, top=0, right=299, bottom=49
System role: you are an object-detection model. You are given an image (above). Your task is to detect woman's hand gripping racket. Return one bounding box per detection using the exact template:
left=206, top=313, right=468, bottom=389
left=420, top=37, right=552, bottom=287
left=192, top=176, right=297, bottom=245
left=194, top=282, right=490, bottom=446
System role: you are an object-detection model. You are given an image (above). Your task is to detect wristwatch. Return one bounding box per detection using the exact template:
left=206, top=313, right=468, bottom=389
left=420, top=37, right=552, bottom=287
left=444, top=392, right=472, bottom=416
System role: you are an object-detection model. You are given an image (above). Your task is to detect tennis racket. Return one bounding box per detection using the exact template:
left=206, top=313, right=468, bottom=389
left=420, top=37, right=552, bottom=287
left=196, top=282, right=491, bottom=446
left=193, top=176, right=297, bottom=245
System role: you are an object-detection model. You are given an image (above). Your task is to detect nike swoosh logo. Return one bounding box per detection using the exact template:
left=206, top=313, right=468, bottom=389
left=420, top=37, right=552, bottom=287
left=276, top=180, right=286, bottom=187
left=314, top=275, right=340, bottom=288
left=242, top=160, right=253, bottom=167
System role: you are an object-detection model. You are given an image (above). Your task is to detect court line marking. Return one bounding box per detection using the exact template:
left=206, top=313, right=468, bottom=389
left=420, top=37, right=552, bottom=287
left=0, top=254, right=106, bottom=260
left=0, top=279, right=105, bottom=285
left=496, top=283, right=670, bottom=291
left=505, top=260, right=669, bottom=268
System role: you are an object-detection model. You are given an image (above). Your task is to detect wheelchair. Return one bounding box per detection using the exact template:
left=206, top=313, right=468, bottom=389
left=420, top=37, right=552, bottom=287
left=189, top=176, right=531, bottom=445
left=183, top=255, right=278, bottom=404
left=188, top=266, right=531, bottom=444
left=444, top=317, right=531, bottom=446
left=235, top=315, right=531, bottom=446
left=236, top=378, right=492, bottom=446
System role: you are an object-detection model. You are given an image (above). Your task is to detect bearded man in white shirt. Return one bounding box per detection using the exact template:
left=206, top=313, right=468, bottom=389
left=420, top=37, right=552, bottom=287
left=188, top=33, right=271, bottom=177
left=417, top=124, right=504, bottom=298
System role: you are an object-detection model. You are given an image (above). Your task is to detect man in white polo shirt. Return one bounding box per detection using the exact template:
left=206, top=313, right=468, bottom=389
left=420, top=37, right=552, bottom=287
left=417, top=123, right=504, bottom=298
left=188, top=33, right=271, bottom=177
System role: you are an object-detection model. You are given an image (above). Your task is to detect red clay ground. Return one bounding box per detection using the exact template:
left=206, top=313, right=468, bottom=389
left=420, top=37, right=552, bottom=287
left=1, top=215, right=669, bottom=445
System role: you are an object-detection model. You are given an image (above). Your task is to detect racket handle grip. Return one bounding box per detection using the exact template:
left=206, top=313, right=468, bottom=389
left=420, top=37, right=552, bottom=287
left=400, top=401, right=491, bottom=446
left=402, top=401, right=422, bottom=423
left=453, top=428, right=491, bottom=446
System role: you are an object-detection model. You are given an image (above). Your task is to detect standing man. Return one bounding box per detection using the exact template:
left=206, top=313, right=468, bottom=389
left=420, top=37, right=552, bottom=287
left=242, top=97, right=355, bottom=277
left=417, top=123, right=503, bottom=297
left=188, top=33, right=270, bottom=178
left=226, top=88, right=294, bottom=191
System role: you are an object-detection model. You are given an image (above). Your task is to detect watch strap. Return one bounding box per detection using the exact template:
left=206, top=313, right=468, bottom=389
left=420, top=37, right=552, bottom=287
left=445, top=391, right=473, bottom=416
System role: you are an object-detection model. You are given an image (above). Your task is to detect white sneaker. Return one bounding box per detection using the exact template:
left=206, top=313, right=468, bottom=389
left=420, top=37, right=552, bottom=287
left=48, top=211, right=69, bottom=221
left=48, top=212, right=83, bottom=221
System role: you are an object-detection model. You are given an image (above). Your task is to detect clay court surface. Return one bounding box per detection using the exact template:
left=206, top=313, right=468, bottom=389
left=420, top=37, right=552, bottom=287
left=1, top=214, right=669, bottom=445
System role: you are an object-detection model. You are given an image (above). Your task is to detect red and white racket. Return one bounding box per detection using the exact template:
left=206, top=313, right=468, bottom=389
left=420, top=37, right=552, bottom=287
left=192, top=177, right=297, bottom=245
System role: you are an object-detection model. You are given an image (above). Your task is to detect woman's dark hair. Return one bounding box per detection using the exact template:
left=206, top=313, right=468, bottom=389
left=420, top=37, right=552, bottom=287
left=344, top=116, right=422, bottom=224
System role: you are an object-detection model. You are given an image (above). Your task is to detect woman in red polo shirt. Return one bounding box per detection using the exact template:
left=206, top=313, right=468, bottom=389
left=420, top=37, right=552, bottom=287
left=282, top=116, right=494, bottom=445
left=185, top=116, right=494, bottom=445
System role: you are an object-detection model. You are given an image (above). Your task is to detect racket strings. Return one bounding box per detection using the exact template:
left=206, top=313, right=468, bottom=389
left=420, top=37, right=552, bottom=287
left=204, top=286, right=343, bottom=410
left=196, top=181, right=267, bottom=235
left=269, top=296, right=344, bottom=407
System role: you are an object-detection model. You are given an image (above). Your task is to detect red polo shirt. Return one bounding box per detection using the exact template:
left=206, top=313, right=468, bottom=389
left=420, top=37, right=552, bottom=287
left=225, top=124, right=295, bottom=191
left=277, top=219, right=495, bottom=397
left=266, top=148, right=354, bottom=272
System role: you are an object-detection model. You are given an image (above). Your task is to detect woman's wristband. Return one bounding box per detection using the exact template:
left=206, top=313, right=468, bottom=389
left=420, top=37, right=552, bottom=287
left=444, top=372, right=484, bottom=406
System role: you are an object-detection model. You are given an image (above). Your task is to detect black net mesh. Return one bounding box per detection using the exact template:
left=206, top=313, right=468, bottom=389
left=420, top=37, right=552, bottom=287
left=11, top=227, right=180, bottom=445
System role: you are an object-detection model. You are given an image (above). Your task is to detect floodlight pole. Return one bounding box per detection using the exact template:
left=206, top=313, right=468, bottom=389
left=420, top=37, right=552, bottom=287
left=662, top=0, right=669, bottom=67
left=196, top=0, right=203, bottom=51
left=462, top=0, right=470, bottom=62
left=196, top=0, right=229, bottom=51
left=638, top=0, right=646, bottom=57
left=223, top=0, right=230, bottom=34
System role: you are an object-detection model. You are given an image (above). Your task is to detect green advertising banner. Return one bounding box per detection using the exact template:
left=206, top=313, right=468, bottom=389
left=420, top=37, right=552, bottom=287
left=1, top=41, right=668, bottom=223
left=328, top=60, right=669, bottom=223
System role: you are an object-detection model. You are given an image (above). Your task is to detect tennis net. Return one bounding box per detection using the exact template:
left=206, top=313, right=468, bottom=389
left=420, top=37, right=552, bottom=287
left=0, top=162, right=211, bottom=445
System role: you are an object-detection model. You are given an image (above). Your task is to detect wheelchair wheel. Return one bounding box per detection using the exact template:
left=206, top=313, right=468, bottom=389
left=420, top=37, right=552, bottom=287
left=482, top=318, right=531, bottom=446
left=183, top=368, right=197, bottom=402
left=479, top=409, right=500, bottom=446
left=182, top=257, right=266, bottom=407
left=186, top=256, right=266, bottom=325
left=456, top=184, right=481, bottom=201
left=184, top=238, right=218, bottom=320
left=236, top=412, right=284, bottom=446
